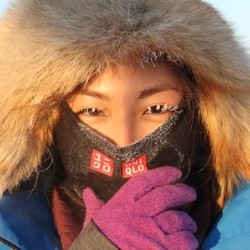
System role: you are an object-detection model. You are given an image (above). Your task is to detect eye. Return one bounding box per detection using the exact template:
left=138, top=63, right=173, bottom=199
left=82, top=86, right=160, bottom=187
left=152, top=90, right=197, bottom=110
left=76, top=108, right=103, bottom=116
left=144, top=104, right=178, bottom=114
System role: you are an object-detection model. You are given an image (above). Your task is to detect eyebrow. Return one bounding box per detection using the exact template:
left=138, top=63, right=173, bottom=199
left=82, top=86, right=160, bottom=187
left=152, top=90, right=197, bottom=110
left=82, top=89, right=110, bottom=101
left=136, top=86, right=172, bottom=99
left=82, top=84, right=178, bottom=100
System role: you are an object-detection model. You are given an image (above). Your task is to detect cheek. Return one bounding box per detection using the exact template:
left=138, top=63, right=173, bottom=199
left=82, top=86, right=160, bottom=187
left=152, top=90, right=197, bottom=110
left=137, top=117, right=168, bottom=138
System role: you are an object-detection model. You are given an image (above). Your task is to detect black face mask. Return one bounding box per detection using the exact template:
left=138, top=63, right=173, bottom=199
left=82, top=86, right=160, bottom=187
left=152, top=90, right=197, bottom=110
left=55, top=102, right=201, bottom=202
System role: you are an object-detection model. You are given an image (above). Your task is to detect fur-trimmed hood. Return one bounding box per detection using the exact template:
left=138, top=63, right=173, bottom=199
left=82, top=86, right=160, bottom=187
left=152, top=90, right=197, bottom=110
left=0, top=0, right=250, bottom=203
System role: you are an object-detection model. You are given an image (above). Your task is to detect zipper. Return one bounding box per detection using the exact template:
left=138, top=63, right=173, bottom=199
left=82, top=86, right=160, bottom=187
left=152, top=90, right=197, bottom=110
left=0, top=236, right=21, bottom=250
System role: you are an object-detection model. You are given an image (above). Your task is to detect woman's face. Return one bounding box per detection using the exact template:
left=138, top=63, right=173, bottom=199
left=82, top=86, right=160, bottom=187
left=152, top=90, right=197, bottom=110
left=67, top=63, right=183, bottom=147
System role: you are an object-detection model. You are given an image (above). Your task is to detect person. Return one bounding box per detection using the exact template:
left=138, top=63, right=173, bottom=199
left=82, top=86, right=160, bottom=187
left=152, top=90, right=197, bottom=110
left=0, top=0, right=250, bottom=249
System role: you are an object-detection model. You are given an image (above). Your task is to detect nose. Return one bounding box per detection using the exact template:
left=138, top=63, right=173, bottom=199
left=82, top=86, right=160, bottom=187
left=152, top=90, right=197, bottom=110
left=108, top=116, right=137, bottom=147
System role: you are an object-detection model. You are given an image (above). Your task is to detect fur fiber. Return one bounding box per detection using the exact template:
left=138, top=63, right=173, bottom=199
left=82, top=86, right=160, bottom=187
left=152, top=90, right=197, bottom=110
left=0, top=0, right=250, bottom=204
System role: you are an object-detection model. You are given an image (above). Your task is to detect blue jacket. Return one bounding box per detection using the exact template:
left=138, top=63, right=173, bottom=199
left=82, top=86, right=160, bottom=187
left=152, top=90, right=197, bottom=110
left=202, top=182, right=250, bottom=249
left=1, top=183, right=250, bottom=250
left=0, top=190, right=61, bottom=250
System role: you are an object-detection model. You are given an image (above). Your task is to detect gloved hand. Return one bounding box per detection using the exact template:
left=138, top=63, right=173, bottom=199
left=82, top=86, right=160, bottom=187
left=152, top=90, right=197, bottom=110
left=83, top=166, right=198, bottom=250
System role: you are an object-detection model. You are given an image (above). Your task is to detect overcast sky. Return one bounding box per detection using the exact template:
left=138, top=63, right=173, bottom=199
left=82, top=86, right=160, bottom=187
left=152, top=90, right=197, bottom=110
left=0, top=0, right=250, bottom=51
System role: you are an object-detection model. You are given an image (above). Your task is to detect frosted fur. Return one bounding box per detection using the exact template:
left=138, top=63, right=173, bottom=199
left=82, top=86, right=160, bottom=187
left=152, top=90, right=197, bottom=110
left=0, top=0, right=250, bottom=204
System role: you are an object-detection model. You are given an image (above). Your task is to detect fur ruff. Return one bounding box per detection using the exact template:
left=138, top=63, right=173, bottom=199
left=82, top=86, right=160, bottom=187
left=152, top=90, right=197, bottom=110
left=0, top=0, right=250, bottom=204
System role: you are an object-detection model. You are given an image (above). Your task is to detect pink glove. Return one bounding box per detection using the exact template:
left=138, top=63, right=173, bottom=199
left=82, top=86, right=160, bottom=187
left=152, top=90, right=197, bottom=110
left=82, top=166, right=198, bottom=250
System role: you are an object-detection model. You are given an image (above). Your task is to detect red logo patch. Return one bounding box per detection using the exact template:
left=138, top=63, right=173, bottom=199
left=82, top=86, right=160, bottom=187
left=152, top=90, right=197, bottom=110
left=90, top=149, right=114, bottom=176
left=122, top=154, right=148, bottom=178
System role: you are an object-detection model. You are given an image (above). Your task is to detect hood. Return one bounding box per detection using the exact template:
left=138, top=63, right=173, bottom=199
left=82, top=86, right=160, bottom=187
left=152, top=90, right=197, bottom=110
left=0, top=0, right=250, bottom=202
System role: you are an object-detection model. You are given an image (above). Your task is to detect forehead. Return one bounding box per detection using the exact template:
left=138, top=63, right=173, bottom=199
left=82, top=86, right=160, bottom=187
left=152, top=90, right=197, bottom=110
left=85, top=62, right=185, bottom=90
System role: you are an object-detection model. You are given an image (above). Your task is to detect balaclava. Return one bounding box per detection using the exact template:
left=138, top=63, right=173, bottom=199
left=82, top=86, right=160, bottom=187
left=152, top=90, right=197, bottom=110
left=55, top=100, right=201, bottom=199
left=54, top=99, right=215, bottom=242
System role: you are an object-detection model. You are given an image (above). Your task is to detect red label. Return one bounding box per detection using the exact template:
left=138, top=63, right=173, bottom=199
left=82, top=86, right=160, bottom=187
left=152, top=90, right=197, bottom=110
left=90, top=149, right=114, bottom=176
left=122, top=155, right=148, bottom=178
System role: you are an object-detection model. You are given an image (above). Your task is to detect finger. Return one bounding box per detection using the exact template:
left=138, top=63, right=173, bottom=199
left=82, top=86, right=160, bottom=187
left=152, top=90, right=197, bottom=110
left=154, top=210, right=197, bottom=234
left=136, top=184, right=196, bottom=216
left=120, top=166, right=182, bottom=200
left=163, top=231, right=198, bottom=250
left=82, top=187, right=105, bottom=228
left=83, top=187, right=105, bottom=206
